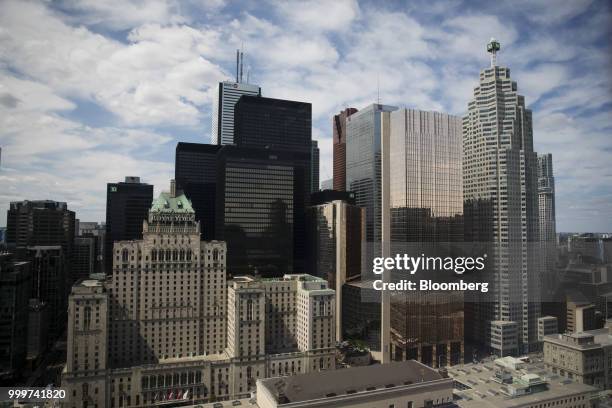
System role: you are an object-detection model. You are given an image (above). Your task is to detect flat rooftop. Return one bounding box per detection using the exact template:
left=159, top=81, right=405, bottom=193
left=258, top=360, right=446, bottom=404
left=448, top=358, right=599, bottom=407
left=544, top=327, right=612, bottom=348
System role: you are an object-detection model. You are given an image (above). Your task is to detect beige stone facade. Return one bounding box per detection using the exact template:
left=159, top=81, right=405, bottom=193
left=62, top=187, right=335, bottom=407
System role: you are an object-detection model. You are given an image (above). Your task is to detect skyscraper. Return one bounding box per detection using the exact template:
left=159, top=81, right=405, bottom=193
left=463, top=39, right=541, bottom=355
left=233, top=95, right=313, bottom=273
left=333, top=107, right=358, bottom=191
left=538, top=153, right=558, bottom=318
left=0, top=253, right=30, bottom=379
left=6, top=200, right=75, bottom=263
left=175, top=142, right=221, bottom=240
left=234, top=95, right=312, bottom=154
left=311, top=140, right=320, bottom=192
left=346, top=104, right=398, bottom=245
left=306, top=192, right=365, bottom=341
left=383, top=108, right=464, bottom=366
left=216, top=146, right=296, bottom=277
left=211, top=81, right=261, bottom=145
left=104, top=177, right=153, bottom=273
left=538, top=154, right=555, bottom=242
left=27, top=246, right=65, bottom=340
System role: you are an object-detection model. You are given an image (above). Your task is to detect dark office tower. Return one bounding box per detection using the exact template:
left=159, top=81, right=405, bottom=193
left=72, top=236, right=96, bottom=281
left=216, top=146, right=298, bottom=277
left=463, top=40, right=541, bottom=355
left=0, top=253, right=30, bottom=380
left=234, top=96, right=312, bottom=153
left=6, top=200, right=75, bottom=260
left=311, top=140, right=320, bottom=193
left=333, top=107, right=358, bottom=191
left=233, top=96, right=312, bottom=273
left=382, top=109, right=464, bottom=367
left=175, top=143, right=221, bottom=240
left=306, top=193, right=365, bottom=341
left=27, top=246, right=65, bottom=340
left=346, top=104, right=398, bottom=244
left=104, top=177, right=153, bottom=273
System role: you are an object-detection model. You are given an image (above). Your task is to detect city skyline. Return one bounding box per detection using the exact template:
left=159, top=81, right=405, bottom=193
left=0, top=0, right=611, bottom=233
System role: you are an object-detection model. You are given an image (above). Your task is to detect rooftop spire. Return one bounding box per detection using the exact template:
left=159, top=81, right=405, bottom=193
left=487, top=37, right=501, bottom=67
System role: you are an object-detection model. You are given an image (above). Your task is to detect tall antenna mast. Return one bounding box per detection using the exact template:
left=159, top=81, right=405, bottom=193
left=235, top=49, right=239, bottom=82
left=487, top=37, right=501, bottom=68
left=239, top=43, right=244, bottom=83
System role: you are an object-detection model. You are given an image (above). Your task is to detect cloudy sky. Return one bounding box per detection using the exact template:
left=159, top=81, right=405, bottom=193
left=0, top=0, right=610, bottom=232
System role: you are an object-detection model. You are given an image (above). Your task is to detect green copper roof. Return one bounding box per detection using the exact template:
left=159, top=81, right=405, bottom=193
left=150, top=192, right=194, bottom=213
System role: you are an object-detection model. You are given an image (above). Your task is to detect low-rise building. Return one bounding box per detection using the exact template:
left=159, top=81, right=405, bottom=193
left=449, top=357, right=599, bottom=407
left=256, top=360, right=453, bottom=408
left=544, top=327, right=612, bottom=390
left=538, top=316, right=559, bottom=342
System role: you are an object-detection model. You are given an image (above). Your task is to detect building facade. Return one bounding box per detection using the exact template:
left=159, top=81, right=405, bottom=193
left=544, top=328, right=612, bottom=390
left=28, top=245, right=65, bottom=340
left=306, top=196, right=365, bottom=341
left=104, top=177, right=153, bottom=273
left=332, top=107, right=358, bottom=191
left=0, top=252, right=30, bottom=380
left=463, top=41, right=541, bottom=355
left=211, top=81, right=261, bottom=145
left=346, top=103, right=397, bottom=246
left=62, top=185, right=336, bottom=407
left=72, top=236, right=96, bottom=282
left=175, top=142, right=221, bottom=241
left=310, top=140, right=319, bottom=193
left=383, top=108, right=464, bottom=367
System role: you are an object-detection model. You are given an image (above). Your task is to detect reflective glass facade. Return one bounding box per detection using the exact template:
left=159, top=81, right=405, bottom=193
left=346, top=104, right=397, bottom=244
left=216, top=147, right=295, bottom=277
left=175, top=142, right=220, bottom=240
left=386, top=109, right=464, bottom=367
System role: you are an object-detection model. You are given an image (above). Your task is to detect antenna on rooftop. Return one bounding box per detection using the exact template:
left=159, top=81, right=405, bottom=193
left=487, top=37, right=501, bottom=68
left=235, top=49, right=240, bottom=82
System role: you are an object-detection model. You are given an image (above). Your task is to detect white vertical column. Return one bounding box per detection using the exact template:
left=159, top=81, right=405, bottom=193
left=381, top=111, right=391, bottom=364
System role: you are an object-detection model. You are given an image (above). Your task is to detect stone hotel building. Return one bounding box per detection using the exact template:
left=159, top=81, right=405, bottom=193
left=62, top=183, right=335, bottom=407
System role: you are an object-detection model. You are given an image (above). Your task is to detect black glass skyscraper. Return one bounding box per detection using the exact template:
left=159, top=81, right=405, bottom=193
left=216, top=146, right=297, bottom=277
left=104, top=177, right=153, bottom=273
left=175, top=143, right=220, bottom=240
left=234, top=95, right=312, bottom=154
left=233, top=95, right=312, bottom=273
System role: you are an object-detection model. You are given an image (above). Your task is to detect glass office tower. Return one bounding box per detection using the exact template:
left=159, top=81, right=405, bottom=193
left=175, top=142, right=221, bottom=240
left=216, top=146, right=295, bottom=277
left=346, top=104, right=398, bottom=246
left=384, top=108, right=464, bottom=367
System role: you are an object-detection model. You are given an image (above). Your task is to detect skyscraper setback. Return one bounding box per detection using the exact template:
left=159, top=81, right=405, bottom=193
left=463, top=40, right=541, bottom=355
left=333, top=107, right=358, bottom=191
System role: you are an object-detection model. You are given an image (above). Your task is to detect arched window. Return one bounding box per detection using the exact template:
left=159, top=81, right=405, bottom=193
left=212, top=249, right=219, bottom=261
left=122, top=249, right=129, bottom=262
left=151, top=250, right=157, bottom=262
left=186, top=250, right=192, bottom=261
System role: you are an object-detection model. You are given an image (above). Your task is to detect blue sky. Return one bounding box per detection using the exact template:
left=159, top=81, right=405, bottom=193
left=0, top=0, right=610, bottom=232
